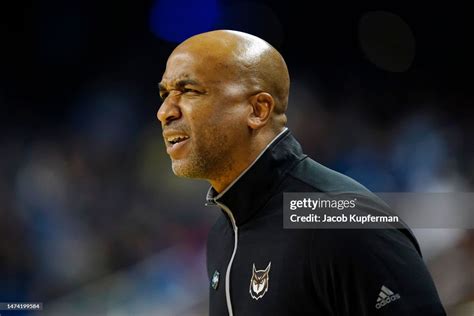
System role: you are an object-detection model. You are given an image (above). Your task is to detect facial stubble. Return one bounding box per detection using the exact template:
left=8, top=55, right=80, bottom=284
left=170, top=126, right=236, bottom=182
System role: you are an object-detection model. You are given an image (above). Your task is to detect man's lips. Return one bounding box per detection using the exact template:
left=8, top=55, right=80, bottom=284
left=163, top=130, right=190, bottom=146
left=166, top=137, right=190, bottom=158
left=162, top=130, right=191, bottom=157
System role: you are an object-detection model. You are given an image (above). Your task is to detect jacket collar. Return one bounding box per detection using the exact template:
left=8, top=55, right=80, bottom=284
left=206, top=128, right=306, bottom=226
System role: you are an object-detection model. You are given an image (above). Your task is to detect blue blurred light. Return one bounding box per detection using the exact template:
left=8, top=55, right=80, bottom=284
left=149, top=0, right=220, bottom=43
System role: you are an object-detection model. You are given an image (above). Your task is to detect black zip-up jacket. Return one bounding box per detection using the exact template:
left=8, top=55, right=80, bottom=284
left=206, top=129, right=446, bottom=315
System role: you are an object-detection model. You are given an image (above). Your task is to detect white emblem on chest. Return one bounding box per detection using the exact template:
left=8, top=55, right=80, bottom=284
left=249, top=262, right=271, bottom=300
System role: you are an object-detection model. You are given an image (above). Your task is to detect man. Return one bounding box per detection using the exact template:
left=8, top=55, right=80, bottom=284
left=157, top=30, right=446, bottom=315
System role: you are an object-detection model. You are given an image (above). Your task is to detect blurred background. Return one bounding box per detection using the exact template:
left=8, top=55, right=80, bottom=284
left=0, top=0, right=473, bottom=315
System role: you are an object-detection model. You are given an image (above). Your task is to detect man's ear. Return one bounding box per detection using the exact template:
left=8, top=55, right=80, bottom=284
left=247, top=92, right=275, bottom=130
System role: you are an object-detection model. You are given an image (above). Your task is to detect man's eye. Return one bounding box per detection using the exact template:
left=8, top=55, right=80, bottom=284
left=183, top=88, right=199, bottom=94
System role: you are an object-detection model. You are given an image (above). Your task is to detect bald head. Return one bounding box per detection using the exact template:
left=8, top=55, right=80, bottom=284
left=171, top=30, right=290, bottom=121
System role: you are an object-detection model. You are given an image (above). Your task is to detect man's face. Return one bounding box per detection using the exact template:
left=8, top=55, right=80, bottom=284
left=157, top=49, right=250, bottom=180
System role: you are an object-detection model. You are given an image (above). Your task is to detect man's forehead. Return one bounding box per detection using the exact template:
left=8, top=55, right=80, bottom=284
left=162, top=53, right=209, bottom=84
left=166, top=49, right=237, bottom=76
left=166, top=50, right=215, bottom=71
left=161, top=67, right=232, bottom=90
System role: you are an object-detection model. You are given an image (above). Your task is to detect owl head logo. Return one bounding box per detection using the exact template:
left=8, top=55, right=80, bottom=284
left=249, top=262, right=271, bottom=300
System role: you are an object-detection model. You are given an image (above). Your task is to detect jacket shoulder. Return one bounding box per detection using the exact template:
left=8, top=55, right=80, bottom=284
left=309, top=228, right=446, bottom=315
left=288, top=157, right=373, bottom=193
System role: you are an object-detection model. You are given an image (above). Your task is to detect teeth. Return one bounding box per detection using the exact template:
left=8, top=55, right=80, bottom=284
left=167, top=135, right=189, bottom=144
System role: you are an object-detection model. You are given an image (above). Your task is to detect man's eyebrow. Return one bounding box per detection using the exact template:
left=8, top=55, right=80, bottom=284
left=158, top=79, right=202, bottom=92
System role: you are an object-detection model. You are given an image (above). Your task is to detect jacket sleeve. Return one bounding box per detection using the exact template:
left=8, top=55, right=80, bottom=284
left=310, top=228, right=447, bottom=315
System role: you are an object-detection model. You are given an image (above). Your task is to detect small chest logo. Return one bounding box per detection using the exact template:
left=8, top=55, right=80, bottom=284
left=249, top=262, right=271, bottom=300
left=211, top=270, right=220, bottom=290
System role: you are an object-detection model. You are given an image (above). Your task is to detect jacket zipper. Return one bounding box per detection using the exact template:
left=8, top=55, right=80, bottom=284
left=215, top=201, right=238, bottom=316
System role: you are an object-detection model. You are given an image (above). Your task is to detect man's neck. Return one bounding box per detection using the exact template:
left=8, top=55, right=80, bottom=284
left=209, top=127, right=288, bottom=194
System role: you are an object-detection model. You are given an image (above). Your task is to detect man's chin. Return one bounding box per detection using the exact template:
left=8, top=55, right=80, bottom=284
left=171, top=160, right=202, bottom=178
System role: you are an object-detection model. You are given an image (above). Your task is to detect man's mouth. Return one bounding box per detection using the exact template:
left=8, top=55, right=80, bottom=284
left=163, top=131, right=191, bottom=158
left=166, top=135, right=190, bottom=145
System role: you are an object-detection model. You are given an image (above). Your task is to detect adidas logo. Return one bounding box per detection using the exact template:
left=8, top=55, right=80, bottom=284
left=375, top=285, right=400, bottom=309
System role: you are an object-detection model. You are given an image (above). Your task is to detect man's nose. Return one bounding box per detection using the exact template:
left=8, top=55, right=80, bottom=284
left=157, top=96, right=181, bottom=125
